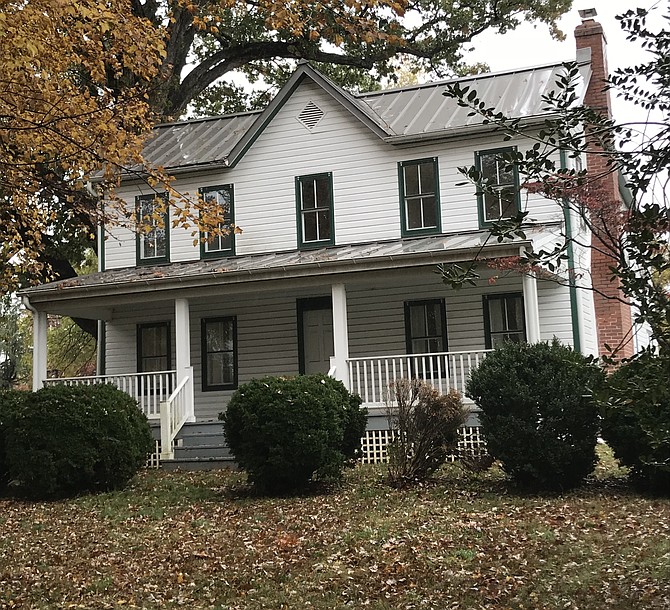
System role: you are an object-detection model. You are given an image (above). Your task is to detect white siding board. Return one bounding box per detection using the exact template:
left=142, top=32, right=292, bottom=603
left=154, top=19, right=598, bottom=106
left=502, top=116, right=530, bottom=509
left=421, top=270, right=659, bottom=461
left=537, top=279, right=574, bottom=346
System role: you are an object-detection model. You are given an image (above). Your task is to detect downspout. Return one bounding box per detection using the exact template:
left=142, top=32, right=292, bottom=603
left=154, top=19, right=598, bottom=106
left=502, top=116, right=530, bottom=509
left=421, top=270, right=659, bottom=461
left=87, top=180, right=106, bottom=374
left=560, top=148, right=582, bottom=353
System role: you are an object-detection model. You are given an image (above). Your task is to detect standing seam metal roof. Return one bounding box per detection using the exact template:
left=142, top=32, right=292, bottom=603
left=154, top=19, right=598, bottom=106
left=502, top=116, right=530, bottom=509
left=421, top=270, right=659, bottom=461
left=132, top=59, right=589, bottom=173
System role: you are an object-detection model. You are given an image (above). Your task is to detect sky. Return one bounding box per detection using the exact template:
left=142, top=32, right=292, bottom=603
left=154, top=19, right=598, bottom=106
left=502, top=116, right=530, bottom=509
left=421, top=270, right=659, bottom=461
left=463, top=0, right=664, bottom=121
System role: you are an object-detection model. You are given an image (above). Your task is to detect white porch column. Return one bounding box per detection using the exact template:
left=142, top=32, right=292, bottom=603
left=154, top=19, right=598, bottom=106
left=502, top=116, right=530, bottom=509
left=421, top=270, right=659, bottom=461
left=32, top=309, right=48, bottom=390
left=174, top=298, right=195, bottom=421
left=522, top=272, right=541, bottom=343
left=331, top=283, right=350, bottom=390
left=174, top=298, right=191, bottom=376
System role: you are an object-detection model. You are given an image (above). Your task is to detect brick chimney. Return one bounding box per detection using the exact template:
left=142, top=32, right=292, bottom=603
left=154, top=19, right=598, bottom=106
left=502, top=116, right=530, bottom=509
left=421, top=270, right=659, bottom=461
left=574, top=10, right=634, bottom=358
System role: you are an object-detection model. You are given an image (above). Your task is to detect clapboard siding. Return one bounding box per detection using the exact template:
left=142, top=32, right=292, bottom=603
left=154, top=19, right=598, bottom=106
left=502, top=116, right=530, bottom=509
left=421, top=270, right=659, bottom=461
left=537, top=279, right=574, bottom=345
left=104, top=80, right=565, bottom=269
left=105, top=303, right=175, bottom=375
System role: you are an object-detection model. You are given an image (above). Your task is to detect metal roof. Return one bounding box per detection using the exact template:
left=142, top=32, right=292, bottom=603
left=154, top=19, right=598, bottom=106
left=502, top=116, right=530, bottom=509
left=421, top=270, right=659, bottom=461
left=21, top=226, right=559, bottom=304
left=127, top=58, right=589, bottom=173
left=139, top=112, right=260, bottom=173
left=358, top=62, right=589, bottom=139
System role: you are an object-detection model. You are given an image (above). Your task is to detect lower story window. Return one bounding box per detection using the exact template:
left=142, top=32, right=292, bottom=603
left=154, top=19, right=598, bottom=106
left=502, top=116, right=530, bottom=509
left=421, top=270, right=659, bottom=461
left=484, top=293, right=526, bottom=348
left=137, top=322, right=171, bottom=372
left=202, top=317, right=237, bottom=391
left=404, top=299, right=448, bottom=354
left=404, top=299, right=448, bottom=377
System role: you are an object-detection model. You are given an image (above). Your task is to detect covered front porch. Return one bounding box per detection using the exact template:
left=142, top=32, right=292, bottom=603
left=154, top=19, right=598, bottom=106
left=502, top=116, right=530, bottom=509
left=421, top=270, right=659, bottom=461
left=26, top=274, right=550, bottom=462
left=21, top=230, right=583, bottom=463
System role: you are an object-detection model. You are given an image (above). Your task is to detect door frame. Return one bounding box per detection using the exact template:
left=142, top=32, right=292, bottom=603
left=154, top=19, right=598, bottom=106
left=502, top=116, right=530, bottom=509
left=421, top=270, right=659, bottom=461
left=297, top=296, right=333, bottom=375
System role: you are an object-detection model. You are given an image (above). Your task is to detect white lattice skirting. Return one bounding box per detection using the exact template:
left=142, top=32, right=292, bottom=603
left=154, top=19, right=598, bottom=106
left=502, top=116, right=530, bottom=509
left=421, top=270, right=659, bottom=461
left=360, top=426, right=488, bottom=465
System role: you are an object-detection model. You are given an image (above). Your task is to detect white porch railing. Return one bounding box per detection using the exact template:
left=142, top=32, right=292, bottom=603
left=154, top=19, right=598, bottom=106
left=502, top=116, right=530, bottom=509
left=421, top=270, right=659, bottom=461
left=159, top=369, right=194, bottom=461
left=43, top=370, right=177, bottom=420
left=347, top=349, right=492, bottom=406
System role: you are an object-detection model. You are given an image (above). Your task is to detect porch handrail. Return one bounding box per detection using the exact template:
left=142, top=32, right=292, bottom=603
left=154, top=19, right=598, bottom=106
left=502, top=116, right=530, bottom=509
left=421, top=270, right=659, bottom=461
left=43, top=370, right=176, bottom=382
left=43, top=370, right=176, bottom=420
left=347, top=349, right=492, bottom=406
left=159, top=369, right=193, bottom=461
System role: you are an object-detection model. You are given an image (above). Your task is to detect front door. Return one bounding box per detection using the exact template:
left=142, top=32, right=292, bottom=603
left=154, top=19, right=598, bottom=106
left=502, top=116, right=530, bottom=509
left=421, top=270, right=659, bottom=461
left=298, top=298, right=334, bottom=374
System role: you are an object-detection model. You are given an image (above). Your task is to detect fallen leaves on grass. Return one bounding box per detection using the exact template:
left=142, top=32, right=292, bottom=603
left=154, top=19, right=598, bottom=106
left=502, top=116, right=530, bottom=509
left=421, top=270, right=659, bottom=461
left=0, top=464, right=668, bottom=609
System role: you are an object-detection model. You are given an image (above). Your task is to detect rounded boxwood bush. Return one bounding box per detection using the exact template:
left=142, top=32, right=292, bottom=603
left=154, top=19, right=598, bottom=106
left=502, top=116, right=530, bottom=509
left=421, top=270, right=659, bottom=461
left=0, top=390, right=27, bottom=493
left=466, top=340, right=605, bottom=491
left=600, top=352, right=670, bottom=495
left=4, top=384, right=153, bottom=498
left=221, top=374, right=367, bottom=494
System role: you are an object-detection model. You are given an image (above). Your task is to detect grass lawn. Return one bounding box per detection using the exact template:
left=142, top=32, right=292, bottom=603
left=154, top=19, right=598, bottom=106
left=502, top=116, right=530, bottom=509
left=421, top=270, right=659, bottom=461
left=0, top=450, right=669, bottom=610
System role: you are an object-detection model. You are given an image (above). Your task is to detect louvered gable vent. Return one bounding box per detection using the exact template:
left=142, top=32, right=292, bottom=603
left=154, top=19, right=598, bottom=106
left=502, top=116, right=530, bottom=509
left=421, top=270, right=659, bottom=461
left=297, top=101, right=325, bottom=131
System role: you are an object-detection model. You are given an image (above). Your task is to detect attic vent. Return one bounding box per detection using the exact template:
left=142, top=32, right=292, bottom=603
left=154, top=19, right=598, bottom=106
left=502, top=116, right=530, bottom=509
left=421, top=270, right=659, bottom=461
left=297, top=101, right=325, bottom=131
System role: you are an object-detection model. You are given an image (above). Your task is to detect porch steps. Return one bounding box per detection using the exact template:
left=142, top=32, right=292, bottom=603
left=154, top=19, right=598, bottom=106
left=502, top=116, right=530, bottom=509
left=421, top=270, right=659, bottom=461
left=157, top=421, right=236, bottom=471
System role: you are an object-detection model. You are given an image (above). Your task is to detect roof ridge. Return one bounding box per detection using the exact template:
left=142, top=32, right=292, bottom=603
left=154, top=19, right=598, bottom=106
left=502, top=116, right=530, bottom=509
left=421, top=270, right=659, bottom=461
left=155, top=109, right=263, bottom=128
left=358, top=59, right=576, bottom=98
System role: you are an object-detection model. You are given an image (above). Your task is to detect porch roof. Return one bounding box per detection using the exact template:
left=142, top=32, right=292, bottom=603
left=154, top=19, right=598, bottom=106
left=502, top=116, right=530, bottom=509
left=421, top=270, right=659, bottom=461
left=21, top=226, right=559, bottom=308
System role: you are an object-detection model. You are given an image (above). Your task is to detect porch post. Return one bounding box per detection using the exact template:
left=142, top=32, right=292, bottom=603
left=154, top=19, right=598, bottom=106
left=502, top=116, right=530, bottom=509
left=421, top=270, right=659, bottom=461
left=32, top=309, right=48, bottom=390
left=174, top=298, right=195, bottom=421
left=331, top=283, right=350, bottom=390
left=174, top=298, right=191, bottom=375
left=522, top=272, right=541, bottom=343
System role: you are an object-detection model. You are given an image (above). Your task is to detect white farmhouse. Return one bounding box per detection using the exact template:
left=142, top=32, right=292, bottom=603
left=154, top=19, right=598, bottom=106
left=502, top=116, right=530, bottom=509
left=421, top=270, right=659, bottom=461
left=21, top=13, right=633, bottom=466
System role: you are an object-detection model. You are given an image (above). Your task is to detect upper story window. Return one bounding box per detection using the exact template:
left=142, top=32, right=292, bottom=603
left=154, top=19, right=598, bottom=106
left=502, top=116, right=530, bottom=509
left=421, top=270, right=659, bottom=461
left=475, top=147, right=520, bottom=226
left=398, top=158, right=441, bottom=237
left=483, top=293, right=526, bottom=348
left=296, top=172, right=334, bottom=249
left=200, top=185, right=235, bottom=259
left=136, top=193, right=169, bottom=264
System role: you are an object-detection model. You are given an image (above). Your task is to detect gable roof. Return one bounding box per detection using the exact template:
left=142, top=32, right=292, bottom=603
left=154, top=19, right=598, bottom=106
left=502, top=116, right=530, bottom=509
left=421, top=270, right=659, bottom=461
left=132, top=56, right=591, bottom=176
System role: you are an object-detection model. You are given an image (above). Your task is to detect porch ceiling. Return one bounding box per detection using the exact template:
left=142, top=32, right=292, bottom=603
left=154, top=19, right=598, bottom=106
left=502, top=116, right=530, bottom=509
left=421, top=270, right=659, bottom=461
left=20, top=226, right=560, bottom=316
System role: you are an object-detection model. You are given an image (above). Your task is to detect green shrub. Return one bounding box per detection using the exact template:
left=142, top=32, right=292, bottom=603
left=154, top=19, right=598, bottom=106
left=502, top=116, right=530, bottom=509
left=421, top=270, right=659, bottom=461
left=600, top=352, right=670, bottom=495
left=385, top=379, right=465, bottom=487
left=0, top=390, right=27, bottom=493
left=4, top=384, right=153, bottom=498
left=466, top=340, right=605, bottom=491
left=221, top=374, right=367, bottom=494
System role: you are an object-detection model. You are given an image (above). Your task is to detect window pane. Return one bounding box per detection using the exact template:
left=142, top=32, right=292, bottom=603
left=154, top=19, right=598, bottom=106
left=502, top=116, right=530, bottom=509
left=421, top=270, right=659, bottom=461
left=301, top=179, right=316, bottom=209
left=409, top=305, right=426, bottom=337
left=315, top=177, right=329, bottom=207
left=506, top=296, right=524, bottom=331
left=425, top=303, right=440, bottom=336
left=419, top=162, right=435, bottom=194
left=488, top=298, right=505, bottom=332
left=317, top=209, right=331, bottom=240
left=303, top=210, right=317, bottom=242
left=499, top=188, right=516, bottom=219
left=207, top=352, right=234, bottom=386
left=404, top=164, right=419, bottom=196
left=406, top=199, right=423, bottom=229
left=480, top=154, right=497, bottom=181
left=412, top=338, right=430, bottom=354
left=421, top=196, right=437, bottom=227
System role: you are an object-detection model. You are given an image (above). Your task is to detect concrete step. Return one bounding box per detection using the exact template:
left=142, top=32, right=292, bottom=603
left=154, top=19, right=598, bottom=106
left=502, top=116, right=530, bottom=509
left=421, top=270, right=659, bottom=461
left=174, top=443, right=233, bottom=460
left=178, top=432, right=227, bottom=447
left=161, top=456, right=237, bottom=471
